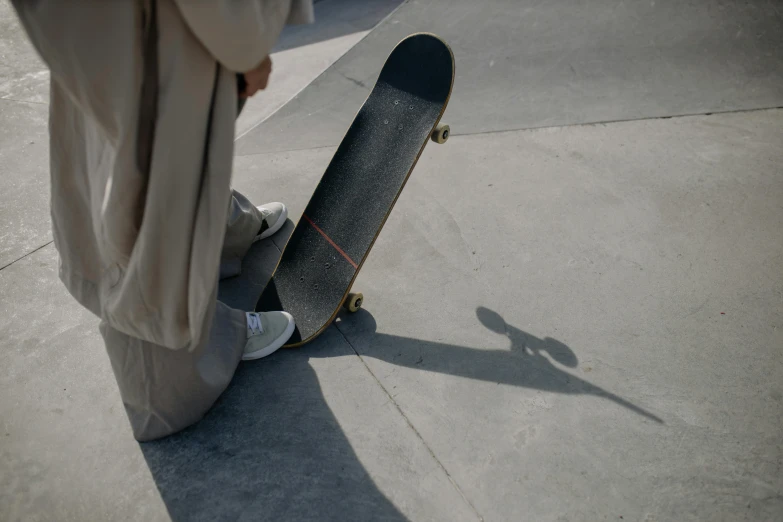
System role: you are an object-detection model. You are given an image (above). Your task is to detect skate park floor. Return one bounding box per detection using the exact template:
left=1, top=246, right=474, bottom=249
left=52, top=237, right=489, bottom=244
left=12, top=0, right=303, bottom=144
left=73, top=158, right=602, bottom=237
left=2, top=1, right=782, bottom=520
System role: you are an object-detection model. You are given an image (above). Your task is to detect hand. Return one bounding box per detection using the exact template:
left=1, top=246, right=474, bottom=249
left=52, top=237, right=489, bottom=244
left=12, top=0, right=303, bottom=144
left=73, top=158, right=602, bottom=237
left=240, top=56, right=272, bottom=98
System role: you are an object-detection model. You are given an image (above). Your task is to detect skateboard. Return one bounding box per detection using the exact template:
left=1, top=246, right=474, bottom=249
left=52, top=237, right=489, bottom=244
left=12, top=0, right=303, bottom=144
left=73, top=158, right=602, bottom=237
left=255, top=33, right=455, bottom=347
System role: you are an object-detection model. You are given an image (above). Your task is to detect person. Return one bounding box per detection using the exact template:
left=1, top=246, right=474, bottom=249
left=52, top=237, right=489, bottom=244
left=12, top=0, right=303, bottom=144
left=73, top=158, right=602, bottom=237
left=11, top=0, right=314, bottom=441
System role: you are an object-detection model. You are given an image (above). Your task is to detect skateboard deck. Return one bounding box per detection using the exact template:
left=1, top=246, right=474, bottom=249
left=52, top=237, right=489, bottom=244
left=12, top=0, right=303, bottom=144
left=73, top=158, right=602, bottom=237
left=256, top=33, right=455, bottom=347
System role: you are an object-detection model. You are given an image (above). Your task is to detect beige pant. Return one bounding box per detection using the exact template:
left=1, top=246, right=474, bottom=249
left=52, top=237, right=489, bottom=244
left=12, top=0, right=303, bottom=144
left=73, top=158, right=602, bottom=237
left=101, top=190, right=264, bottom=441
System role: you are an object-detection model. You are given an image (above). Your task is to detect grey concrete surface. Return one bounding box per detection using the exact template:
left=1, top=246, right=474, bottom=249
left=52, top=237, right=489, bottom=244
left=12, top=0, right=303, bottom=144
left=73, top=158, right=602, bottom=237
left=0, top=243, right=477, bottom=522
left=237, top=0, right=783, bottom=155
left=232, top=109, right=783, bottom=521
left=0, top=1, right=51, bottom=268
left=0, top=99, right=49, bottom=269
left=2, top=0, right=783, bottom=520
left=0, top=1, right=48, bottom=104
left=273, top=0, right=402, bottom=53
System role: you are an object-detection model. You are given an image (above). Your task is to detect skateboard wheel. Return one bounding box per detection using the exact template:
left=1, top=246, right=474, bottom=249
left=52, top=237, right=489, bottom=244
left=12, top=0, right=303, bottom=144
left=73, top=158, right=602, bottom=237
left=431, top=123, right=450, bottom=144
left=344, top=292, right=363, bottom=313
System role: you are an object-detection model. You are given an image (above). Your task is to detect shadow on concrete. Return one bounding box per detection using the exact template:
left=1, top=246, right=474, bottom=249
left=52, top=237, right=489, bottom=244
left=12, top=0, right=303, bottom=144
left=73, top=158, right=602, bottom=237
left=333, top=307, right=663, bottom=424
left=141, top=228, right=408, bottom=521
left=139, top=346, right=408, bottom=522
left=273, top=0, right=403, bottom=53
left=140, top=220, right=659, bottom=521
left=140, top=307, right=660, bottom=520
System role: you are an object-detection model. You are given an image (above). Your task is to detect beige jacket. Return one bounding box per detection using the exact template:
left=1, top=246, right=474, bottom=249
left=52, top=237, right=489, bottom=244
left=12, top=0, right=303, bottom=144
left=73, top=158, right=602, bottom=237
left=12, top=0, right=313, bottom=349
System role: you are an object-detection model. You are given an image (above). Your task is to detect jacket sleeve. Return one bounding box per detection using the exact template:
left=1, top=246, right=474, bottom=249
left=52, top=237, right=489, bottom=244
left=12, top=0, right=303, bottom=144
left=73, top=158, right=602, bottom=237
left=173, top=0, right=314, bottom=73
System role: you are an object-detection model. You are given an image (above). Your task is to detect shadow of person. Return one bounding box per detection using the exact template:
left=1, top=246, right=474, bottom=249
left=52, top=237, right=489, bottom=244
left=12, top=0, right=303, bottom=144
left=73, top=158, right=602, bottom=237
left=272, top=0, right=405, bottom=53
left=333, top=307, right=663, bottom=424
left=140, top=344, right=408, bottom=521
left=141, top=222, right=659, bottom=521
left=141, top=231, right=408, bottom=521
left=476, top=306, right=579, bottom=368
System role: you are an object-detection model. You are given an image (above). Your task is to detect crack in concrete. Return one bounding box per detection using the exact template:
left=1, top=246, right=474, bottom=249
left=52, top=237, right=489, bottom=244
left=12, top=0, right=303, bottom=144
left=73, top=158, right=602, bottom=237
left=0, top=96, right=47, bottom=106
left=337, top=70, right=369, bottom=89
left=333, top=321, right=485, bottom=521
left=236, top=106, right=783, bottom=156
left=0, top=241, right=52, bottom=272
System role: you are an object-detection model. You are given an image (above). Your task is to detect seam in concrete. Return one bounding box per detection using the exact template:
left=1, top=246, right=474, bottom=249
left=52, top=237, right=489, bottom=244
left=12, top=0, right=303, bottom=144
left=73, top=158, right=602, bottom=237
left=234, top=0, right=411, bottom=142
left=0, top=240, right=53, bottom=271
left=449, top=105, right=783, bottom=139
left=237, top=105, right=783, bottom=156
left=333, top=321, right=485, bottom=522
left=0, top=96, right=47, bottom=106
left=234, top=143, right=336, bottom=158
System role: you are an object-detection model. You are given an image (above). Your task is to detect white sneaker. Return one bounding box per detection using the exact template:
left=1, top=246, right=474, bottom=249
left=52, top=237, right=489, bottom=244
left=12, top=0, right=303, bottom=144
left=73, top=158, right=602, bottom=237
left=242, top=311, right=295, bottom=360
left=253, top=202, right=287, bottom=242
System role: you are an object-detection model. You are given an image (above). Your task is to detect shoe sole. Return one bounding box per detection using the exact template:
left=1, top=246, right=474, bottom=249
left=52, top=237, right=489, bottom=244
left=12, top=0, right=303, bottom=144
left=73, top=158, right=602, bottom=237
left=242, top=312, right=296, bottom=361
left=253, top=204, right=288, bottom=242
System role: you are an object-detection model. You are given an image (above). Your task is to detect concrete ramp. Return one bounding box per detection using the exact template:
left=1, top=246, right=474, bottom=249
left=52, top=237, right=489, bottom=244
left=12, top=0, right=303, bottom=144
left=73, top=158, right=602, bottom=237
left=237, top=0, right=783, bottom=154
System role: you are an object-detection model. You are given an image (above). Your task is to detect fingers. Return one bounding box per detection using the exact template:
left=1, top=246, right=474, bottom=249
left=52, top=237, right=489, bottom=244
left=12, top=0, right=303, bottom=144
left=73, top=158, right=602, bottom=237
left=241, top=56, right=273, bottom=98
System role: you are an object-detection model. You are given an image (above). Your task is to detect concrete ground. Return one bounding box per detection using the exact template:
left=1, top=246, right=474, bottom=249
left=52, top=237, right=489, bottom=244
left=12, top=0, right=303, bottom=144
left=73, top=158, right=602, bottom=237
left=2, top=1, right=782, bottom=521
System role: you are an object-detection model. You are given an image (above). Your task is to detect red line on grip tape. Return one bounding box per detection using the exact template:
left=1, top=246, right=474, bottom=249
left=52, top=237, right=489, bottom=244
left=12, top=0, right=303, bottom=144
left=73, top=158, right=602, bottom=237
left=302, top=214, right=358, bottom=269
